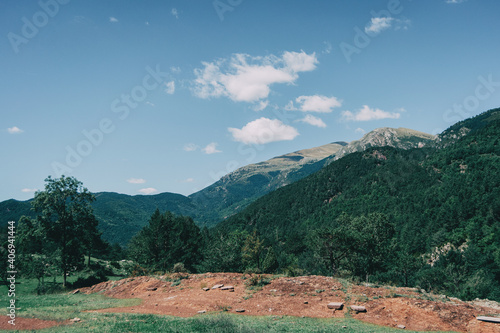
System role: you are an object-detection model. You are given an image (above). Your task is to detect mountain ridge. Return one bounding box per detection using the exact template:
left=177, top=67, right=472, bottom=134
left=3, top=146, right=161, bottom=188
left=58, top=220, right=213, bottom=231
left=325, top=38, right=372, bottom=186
left=0, top=126, right=438, bottom=245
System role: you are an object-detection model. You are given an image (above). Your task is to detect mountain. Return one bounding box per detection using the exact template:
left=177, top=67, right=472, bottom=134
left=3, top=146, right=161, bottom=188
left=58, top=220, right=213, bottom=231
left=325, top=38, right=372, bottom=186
left=326, top=127, right=435, bottom=163
left=188, top=142, right=348, bottom=225
left=0, top=126, right=438, bottom=245
left=190, top=127, right=436, bottom=226
left=215, top=108, right=500, bottom=301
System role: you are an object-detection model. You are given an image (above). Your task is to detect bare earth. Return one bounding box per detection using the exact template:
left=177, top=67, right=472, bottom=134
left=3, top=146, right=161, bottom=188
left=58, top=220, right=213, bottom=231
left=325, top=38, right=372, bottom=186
left=0, top=315, right=66, bottom=331
left=3, top=273, right=500, bottom=332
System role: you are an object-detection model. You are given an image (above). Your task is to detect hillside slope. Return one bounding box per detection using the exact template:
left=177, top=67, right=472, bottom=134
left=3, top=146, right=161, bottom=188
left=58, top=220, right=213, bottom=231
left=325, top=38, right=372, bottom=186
left=217, top=108, right=500, bottom=301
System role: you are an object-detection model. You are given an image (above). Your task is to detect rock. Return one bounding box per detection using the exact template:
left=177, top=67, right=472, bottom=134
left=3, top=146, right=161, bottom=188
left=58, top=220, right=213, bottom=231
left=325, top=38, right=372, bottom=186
left=270, top=289, right=277, bottom=292
left=397, top=324, right=406, bottom=329
left=304, top=301, right=309, bottom=304
left=146, top=287, right=157, bottom=291
left=202, top=287, right=210, bottom=291
left=350, top=305, right=367, bottom=313
left=477, top=316, right=500, bottom=323
left=342, top=326, right=347, bottom=329
left=70, top=317, right=81, bottom=323
left=197, top=310, right=206, bottom=314
left=235, top=309, right=245, bottom=313
left=221, top=286, right=234, bottom=290
left=327, top=302, right=344, bottom=310
left=212, top=284, right=224, bottom=289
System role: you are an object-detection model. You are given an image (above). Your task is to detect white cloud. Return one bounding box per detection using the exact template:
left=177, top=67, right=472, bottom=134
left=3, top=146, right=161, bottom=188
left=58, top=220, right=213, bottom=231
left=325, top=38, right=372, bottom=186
left=298, top=115, right=327, bottom=128
left=365, top=17, right=394, bottom=34
left=165, top=81, right=175, bottom=94
left=446, top=0, right=466, bottom=3
left=293, top=95, right=342, bottom=113
left=21, top=188, right=37, bottom=193
left=341, top=105, right=401, bottom=122
left=253, top=100, right=269, bottom=111
left=7, top=126, right=23, bottom=134
left=184, top=178, right=195, bottom=183
left=138, top=188, right=158, bottom=195
left=228, top=117, right=299, bottom=144
left=109, top=17, right=119, bottom=23
left=202, top=142, right=222, bottom=154
left=183, top=143, right=198, bottom=152
left=171, top=8, right=179, bottom=19
left=127, top=178, right=146, bottom=184
left=146, top=101, right=155, bottom=107
left=355, top=127, right=366, bottom=135
left=193, top=51, right=318, bottom=103
left=365, top=17, right=411, bottom=34
left=282, top=51, right=318, bottom=72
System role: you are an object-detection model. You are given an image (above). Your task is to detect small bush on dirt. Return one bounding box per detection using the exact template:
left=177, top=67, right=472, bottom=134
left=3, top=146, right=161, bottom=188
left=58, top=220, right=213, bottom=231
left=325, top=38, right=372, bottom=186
left=172, top=262, right=189, bottom=273
left=244, top=274, right=271, bottom=289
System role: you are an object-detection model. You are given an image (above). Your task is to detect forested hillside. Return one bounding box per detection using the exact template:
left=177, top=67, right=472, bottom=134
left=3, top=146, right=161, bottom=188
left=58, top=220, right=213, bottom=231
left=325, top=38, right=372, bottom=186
left=214, top=108, right=500, bottom=301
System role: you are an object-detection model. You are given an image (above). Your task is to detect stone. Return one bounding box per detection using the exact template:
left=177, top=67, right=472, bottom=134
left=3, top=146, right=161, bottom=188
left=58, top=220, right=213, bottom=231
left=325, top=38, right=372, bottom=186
left=397, top=325, right=406, bottom=329
left=477, top=316, right=500, bottom=323
left=202, top=287, right=210, bottom=291
left=350, top=305, right=367, bottom=313
left=221, top=286, right=234, bottom=290
left=304, top=301, right=308, bottom=304
left=327, top=302, right=344, bottom=310
left=70, top=317, right=81, bottom=323
left=197, top=310, right=206, bottom=314
left=212, top=284, right=224, bottom=289
left=146, top=287, right=157, bottom=291
left=235, top=309, right=245, bottom=313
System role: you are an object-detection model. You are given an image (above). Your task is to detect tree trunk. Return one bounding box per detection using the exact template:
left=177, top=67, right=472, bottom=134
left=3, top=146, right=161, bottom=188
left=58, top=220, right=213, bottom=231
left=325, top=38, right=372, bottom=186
left=63, top=271, right=66, bottom=288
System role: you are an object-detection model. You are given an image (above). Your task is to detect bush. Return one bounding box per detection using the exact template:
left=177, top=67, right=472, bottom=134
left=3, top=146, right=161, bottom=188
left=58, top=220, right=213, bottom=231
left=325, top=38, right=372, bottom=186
left=172, top=262, right=189, bottom=273
left=71, top=268, right=108, bottom=289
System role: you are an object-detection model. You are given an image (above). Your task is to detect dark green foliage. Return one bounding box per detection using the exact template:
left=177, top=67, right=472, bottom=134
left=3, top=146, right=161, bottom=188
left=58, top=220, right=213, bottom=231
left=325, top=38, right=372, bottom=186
left=127, top=210, right=202, bottom=272
left=198, top=230, right=247, bottom=273
left=26, top=176, right=100, bottom=288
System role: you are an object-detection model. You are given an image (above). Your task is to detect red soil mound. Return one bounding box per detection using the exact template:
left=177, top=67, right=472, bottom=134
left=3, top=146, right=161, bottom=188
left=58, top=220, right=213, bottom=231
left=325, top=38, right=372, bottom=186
left=78, top=273, right=500, bottom=332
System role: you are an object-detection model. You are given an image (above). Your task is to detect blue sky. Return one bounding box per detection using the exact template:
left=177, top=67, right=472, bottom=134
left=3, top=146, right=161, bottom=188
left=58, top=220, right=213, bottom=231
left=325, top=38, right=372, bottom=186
left=2, top=0, right=500, bottom=201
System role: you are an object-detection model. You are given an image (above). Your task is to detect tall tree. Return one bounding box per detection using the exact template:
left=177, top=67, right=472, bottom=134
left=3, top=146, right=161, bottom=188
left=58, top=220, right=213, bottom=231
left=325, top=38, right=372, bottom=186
left=128, top=210, right=202, bottom=272
left=31, top=176, right=98, bottom=287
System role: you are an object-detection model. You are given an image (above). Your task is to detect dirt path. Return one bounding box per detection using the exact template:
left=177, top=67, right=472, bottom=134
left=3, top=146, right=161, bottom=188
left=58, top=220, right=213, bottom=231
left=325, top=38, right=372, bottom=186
left=0, top=315, right=65, bottom=331
left=78, top=273, right=500, bottom=332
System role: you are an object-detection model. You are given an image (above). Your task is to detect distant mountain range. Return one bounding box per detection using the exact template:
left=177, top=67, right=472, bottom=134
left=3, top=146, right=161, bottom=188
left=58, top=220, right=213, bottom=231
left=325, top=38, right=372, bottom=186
left=0, top=126, right=436, bottom=246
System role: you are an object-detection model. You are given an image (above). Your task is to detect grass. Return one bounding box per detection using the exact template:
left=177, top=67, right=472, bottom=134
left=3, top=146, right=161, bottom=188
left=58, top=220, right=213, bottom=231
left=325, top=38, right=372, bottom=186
left=0, top=278, right=459, bottom=333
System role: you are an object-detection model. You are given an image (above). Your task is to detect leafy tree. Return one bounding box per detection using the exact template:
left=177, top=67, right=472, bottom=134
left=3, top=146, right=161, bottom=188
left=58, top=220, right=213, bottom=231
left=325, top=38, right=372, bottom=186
left=128, top=210, right=202, bottom=272
left=241, top=230, right=264, bottom=272
left=30, top=176, right=99, bottom=287
left=198, top=230, right=247, bottom=272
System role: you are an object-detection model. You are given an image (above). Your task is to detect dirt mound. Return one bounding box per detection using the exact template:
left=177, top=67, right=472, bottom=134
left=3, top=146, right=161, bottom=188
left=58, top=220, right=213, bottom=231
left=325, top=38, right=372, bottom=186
left=78, top=273, right=500, bottom=332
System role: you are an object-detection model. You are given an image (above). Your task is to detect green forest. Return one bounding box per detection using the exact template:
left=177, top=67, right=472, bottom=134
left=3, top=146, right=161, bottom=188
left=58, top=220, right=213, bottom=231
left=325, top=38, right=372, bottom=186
left=3, top=108, right=499, bottom=303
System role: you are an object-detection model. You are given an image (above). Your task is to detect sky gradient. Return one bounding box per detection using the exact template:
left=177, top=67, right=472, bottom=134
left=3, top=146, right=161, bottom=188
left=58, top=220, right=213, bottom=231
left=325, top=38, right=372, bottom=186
left=2, top=0, right=500, bottom=201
